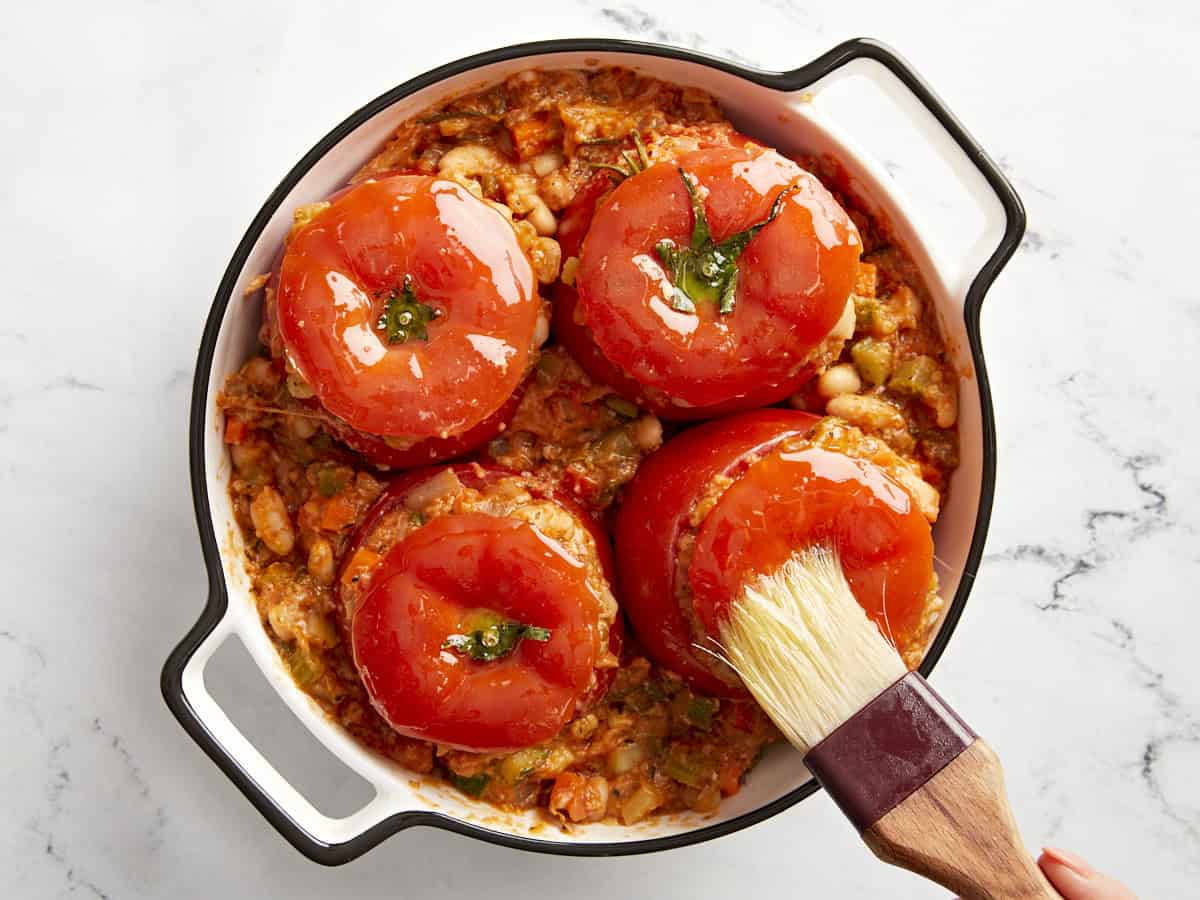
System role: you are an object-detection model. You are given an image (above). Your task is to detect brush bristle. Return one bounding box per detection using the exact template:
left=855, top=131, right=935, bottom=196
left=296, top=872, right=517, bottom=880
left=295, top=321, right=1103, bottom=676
left=714, top=547, right=906, bottom=754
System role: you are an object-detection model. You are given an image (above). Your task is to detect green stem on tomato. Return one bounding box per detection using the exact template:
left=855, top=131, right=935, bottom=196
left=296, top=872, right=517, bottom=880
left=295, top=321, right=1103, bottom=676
left=655, top=168, right=796, bottom=315
left=442, top=612, right=552, bottom=662
left=376, top=275, right=438, bottom=344
left=586, top=132, right=651, bottom=182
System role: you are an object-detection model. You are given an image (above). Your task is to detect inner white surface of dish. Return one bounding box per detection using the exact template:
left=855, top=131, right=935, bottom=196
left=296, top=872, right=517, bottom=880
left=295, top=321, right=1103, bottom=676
left=197, top=51, right=982, bottom=845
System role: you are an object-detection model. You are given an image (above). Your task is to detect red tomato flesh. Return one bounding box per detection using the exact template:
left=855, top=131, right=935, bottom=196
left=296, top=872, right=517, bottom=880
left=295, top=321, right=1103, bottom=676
left=277, top=175, right=538, bottom=440
left=553, top=281, right=815, bottom=420
left=689, top=446, right=934, bottom=650
left=351, top=512, right=603, bottom=752
left=613, top=410, right=821, bottom=696
left=322, top=383, right=525, bottom=469
left=576, top=148, right=860, bottom=412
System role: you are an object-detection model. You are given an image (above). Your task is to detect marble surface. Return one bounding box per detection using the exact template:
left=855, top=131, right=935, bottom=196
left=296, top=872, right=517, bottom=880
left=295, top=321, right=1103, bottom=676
left=2, top=0, right=1198, bottom=896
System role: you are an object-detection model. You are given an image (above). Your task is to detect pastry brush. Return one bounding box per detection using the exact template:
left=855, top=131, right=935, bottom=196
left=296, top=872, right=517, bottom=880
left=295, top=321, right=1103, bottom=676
left=714, top=547, right=1058, bottom=900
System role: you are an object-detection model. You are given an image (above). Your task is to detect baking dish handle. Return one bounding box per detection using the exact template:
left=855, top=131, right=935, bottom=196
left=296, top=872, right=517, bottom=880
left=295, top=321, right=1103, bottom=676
left=162, top=608, right=398, bottom=864
left=797, top=39, right=1026, bottom=310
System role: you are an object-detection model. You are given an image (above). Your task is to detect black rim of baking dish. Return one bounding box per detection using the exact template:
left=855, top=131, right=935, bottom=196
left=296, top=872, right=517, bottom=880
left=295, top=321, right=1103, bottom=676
left=162, top=36, right=1025, bottom=866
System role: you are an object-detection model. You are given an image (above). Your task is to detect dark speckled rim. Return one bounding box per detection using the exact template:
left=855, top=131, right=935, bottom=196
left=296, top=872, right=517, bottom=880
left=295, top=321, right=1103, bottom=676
left=162, top=36, right=1025, bottom=866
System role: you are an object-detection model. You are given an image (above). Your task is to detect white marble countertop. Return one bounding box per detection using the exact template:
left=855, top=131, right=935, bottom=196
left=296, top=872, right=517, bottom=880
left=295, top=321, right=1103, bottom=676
left=3, top=1, right=1197, bottom=896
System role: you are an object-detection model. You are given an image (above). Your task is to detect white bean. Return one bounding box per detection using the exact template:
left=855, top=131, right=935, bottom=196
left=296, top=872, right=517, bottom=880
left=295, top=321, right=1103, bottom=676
left=631, top=415, right=663, bottom=451
left=533, top=307, right=550, bottom=347
left=829, top=296, right=857, bottom=341
left=526, top=200, right=557, bottom=236
left=251, top=486, right=295, bottom=555
left=817, top=363, right=862, bottom=400
left=531, top=150, right=564, bottom=177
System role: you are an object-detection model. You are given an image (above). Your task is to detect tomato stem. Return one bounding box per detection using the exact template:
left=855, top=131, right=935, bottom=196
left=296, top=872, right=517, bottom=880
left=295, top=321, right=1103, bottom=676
left=655, top=168, right=796, bottom=315
left=443, top=617, right=552, bottom=662
left=376, top=275, right=438, bottom=344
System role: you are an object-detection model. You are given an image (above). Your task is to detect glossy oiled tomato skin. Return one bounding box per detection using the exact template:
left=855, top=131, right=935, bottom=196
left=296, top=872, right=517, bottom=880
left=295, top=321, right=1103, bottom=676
left=340, top=464, right=621, bottom=750
left=323, top=383, right=525, bottom=469
left=277, top=175, right=538, bottom=440
left=552, top=283, right=814, bottom=420
left=613, top=410, right=821, bottom=696
left=576, top=148, right=860, bottom=412
left=351, top=512, right=603, bottom=752
left=688, top=447, right=934, bottom=649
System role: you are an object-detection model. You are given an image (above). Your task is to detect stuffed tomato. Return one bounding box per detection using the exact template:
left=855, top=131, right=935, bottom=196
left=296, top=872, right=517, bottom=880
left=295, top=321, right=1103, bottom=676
left=337, top=463, right=619, bottom=752
left=614, top=410, right=941, bottom=696
left=564, top=146, right=861, bottom=419
left=269, top=175, right=544, bottom=466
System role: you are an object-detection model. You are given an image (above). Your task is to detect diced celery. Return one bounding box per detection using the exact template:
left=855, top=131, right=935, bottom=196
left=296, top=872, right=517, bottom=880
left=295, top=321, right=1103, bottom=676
left=285, top=644, right=324, bottom=687
left=452, top=773, right=489, bottom=797
left=536, top=351, right=566, bottom=386
left=604, top=395, right=640, bottom=419
left=315, top=466, right=348, bottom=497
left=853, top=294, right=897, bottom=337
left=499, top=747, right=549, bottom=784
left=888, top=355, right=940, bottom=400
left=685, top=695, right=718, bottom=730
left=851, top=338, right=894, bottom=386
left=606, top=742, right=648, bottom=776
left=661, top=746, right=710, bottom=788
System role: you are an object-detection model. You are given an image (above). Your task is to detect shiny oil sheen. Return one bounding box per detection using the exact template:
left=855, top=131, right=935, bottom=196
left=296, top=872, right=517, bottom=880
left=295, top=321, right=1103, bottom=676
left=576, top=147, right=862, bottom=410
left=276, top=175, right=538, bottom=440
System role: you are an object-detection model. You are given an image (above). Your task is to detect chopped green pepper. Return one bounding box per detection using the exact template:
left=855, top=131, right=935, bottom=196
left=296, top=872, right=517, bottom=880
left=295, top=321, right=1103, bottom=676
left=451, top=773, right=490, bottom=797
left=284, top=644, right=324, bottom=687
left=661, top=746, right=710, bottom=788
left=621, top=680, right=665, bottom=713
left=853, top=294, right=897, bottom=337
left=670, top=689, right=718, bottom=730
left=498, top=747, right=549, bottom=784
left=604, top=395, right=640, bottom=419
left=850, top=337, right=894, bottom=386
left=536, top=351, right=566, bottom=386
left=315, top=466, right=348, bottom=497
left=685, top=695, right=718, bottom=730
left=592, top=427, right=637, bottom=459
left=888, top=355, right=941, bottom=400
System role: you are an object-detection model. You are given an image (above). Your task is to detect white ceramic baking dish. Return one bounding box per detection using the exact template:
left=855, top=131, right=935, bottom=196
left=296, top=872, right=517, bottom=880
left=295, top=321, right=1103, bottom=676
left=162, top=37, right=1024, bottom=864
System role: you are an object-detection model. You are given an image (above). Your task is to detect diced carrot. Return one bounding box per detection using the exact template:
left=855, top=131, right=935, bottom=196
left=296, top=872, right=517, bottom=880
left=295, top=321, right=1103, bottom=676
left=340, top=548, right=381, bottom=587
left=508, top=115, right=562, bottom=161
left=224, top=416, right=249, bottom=445
left=320, top=494, right=357, bottom=531
left=730, top=700, right=756, bottom=733
left=718, top=758, right=744, bottom=797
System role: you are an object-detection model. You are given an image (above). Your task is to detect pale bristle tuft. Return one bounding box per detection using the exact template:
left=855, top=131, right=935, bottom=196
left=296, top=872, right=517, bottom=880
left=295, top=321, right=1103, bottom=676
left=714, top=546, right=906, bottom=754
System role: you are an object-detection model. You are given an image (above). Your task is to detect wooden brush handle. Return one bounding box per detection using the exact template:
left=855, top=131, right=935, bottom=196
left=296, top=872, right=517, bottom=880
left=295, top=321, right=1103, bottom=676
left=862, top=739, right=1058, bottom=899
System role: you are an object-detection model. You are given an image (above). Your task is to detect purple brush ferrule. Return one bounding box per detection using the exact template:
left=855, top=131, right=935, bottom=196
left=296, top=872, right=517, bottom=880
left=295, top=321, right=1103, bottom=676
left=803, top=671, right=976, bottom=830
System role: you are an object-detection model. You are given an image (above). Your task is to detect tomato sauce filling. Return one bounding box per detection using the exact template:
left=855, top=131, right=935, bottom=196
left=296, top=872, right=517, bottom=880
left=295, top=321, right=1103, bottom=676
left=689, top=445, right=935, bottom=648
left=217, top=66, right=961, bottom=826
left=277, top=175, right=539, bottom=441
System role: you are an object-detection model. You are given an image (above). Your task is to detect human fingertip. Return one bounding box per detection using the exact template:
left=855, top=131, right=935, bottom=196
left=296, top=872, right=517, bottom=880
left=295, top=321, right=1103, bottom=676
left=1041, top=845, right=1094, bottom=878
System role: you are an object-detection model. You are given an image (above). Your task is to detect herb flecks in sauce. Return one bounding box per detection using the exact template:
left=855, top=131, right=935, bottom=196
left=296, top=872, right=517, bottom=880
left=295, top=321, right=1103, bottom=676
left=443, top=610, right=552, bottom=662
left=417, top=110, right=499, bottom=125
left=655, top=169, right=795, bottom=315
left=376, top=276, right=438, bottom=344
left=587, top=132, right=650, bottom=181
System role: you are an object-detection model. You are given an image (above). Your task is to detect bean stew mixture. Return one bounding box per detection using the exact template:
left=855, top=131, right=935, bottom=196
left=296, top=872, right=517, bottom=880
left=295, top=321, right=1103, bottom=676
left=218, top=67, right=959, bottom=827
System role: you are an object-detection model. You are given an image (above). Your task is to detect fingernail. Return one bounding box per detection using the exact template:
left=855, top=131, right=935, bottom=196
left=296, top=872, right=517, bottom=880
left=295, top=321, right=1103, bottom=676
left=1043, top=846, right=1094, bottom=878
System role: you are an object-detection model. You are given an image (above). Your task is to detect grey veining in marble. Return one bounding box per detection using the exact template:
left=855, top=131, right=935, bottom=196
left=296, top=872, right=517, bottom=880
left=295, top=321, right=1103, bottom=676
left=2, top=0, right=1197, bottom=897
